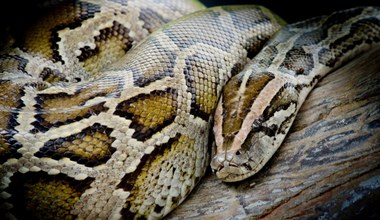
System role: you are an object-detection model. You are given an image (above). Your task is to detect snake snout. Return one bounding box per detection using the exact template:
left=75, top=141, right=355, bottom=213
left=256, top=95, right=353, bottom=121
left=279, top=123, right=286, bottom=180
left=210, top=150, right=253, bottom=182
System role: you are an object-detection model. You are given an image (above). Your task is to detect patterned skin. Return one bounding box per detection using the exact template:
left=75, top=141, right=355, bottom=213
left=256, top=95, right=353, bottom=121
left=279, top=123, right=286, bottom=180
left=1, top=0, right=379, bottom=219
left=211, top=6, right=380, bottom=182
left=0, top=1, right=282, bottom=219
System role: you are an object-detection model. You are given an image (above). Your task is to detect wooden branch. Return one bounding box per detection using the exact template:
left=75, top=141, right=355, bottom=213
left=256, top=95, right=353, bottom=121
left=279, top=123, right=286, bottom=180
left=167, top=47, right=380, bottom=219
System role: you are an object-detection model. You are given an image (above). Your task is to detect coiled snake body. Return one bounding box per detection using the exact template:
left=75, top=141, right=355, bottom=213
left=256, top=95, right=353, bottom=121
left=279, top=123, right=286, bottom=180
left=0, top=0, right=379, bottom=219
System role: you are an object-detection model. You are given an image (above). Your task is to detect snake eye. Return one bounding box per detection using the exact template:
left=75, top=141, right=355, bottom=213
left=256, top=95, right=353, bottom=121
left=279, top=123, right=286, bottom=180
left=252, top=119, right=262, bottom=131
left=222, top=111, right=226, bottom=117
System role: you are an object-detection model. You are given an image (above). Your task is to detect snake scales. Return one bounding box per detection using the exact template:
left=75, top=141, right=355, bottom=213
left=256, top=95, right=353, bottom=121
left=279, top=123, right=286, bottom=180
left=0, top=0, right=379, bottom=219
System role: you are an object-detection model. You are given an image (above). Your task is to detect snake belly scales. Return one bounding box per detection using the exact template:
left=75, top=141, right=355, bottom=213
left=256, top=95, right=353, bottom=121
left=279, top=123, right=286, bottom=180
left=0, top=0, right=379, bottom=219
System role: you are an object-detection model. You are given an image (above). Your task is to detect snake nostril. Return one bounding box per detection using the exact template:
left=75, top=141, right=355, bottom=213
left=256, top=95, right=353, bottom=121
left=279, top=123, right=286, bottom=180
left=210, top=154, right=226, bottom=171
left=243, top=163, right=252, bottom=171
left=235, top=151, right=240, bottom=156
left=217, top=165, right=224, bottom=171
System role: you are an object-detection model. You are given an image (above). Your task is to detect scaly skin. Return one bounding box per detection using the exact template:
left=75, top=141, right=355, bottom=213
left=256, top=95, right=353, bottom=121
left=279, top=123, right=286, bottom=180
left=211, top=6, right=380, bottom=182
left=0, top=1, right=283, bottom=219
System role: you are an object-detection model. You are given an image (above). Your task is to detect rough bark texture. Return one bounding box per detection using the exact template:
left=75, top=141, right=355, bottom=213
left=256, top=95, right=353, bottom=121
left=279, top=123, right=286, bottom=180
left=166, top=47, right=380, bottom=219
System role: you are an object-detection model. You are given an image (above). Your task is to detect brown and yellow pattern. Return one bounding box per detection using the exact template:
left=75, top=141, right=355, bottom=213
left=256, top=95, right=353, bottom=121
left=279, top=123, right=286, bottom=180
left=79, top=21, right=134, bottom=74
left=0, top=55, right=29, bottom=75
left=4, top=171, right=94, bottom=220
left=117, top=134, right=197, bottom=219
left=221, top=72, right=274, bottom=146
left=39, top=67, right=68, bottom=83
left=318, top=17, right=380, bottom=67
left=114, top=88, right=178, bottom=141
left=1, top=1, right=378, bottom=219
left=32, top=83, right=121, bottom=132
left=14, top=1, right=101, bottom=63
left=184, top=54, right=221, bottom=120
left=0, top=81, right=24, bottom=162
left=34, top=123, right=116, bottom=167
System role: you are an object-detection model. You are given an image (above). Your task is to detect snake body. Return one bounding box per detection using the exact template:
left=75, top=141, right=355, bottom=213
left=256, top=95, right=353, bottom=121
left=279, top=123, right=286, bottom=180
left=0, top=0, right=379, bottom=219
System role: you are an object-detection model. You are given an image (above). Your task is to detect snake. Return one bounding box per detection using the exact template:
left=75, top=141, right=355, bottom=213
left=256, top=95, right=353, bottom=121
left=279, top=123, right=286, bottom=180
left=0, top=0, right=379, bottom=219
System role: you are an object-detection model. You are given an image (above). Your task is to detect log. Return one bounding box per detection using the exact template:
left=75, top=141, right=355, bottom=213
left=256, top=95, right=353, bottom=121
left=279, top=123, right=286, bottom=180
left=166, top=47, right=380, bottom=219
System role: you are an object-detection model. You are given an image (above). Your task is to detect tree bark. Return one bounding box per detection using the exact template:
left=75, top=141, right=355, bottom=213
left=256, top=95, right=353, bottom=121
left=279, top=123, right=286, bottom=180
left=166, top=47, right=380, bottom=219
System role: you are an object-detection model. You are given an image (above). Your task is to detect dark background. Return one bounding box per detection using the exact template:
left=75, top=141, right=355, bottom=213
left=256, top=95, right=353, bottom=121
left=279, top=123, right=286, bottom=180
left=199, top=0, right=380, bottom=23
left=1, top=1, right=379, bottom=25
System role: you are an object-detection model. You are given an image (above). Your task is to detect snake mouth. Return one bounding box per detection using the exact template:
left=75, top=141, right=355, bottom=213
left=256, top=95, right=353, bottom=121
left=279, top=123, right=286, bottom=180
left=210, top=150, right=255, bottom=182
left=213, top=164, right=254, bottom=182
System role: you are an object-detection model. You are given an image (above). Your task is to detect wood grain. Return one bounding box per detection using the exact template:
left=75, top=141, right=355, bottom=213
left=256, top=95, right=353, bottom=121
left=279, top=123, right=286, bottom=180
left=167, top=46, right=380, bottom=219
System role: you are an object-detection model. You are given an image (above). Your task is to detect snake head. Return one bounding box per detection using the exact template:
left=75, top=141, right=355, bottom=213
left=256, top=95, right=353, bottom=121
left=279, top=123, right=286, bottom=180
left=211, top=70, right=300, bottom=182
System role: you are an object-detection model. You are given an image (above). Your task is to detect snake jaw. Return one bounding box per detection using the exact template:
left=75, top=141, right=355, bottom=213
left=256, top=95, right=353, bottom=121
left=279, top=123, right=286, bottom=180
left=210, top=150, right=256, bottom=182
